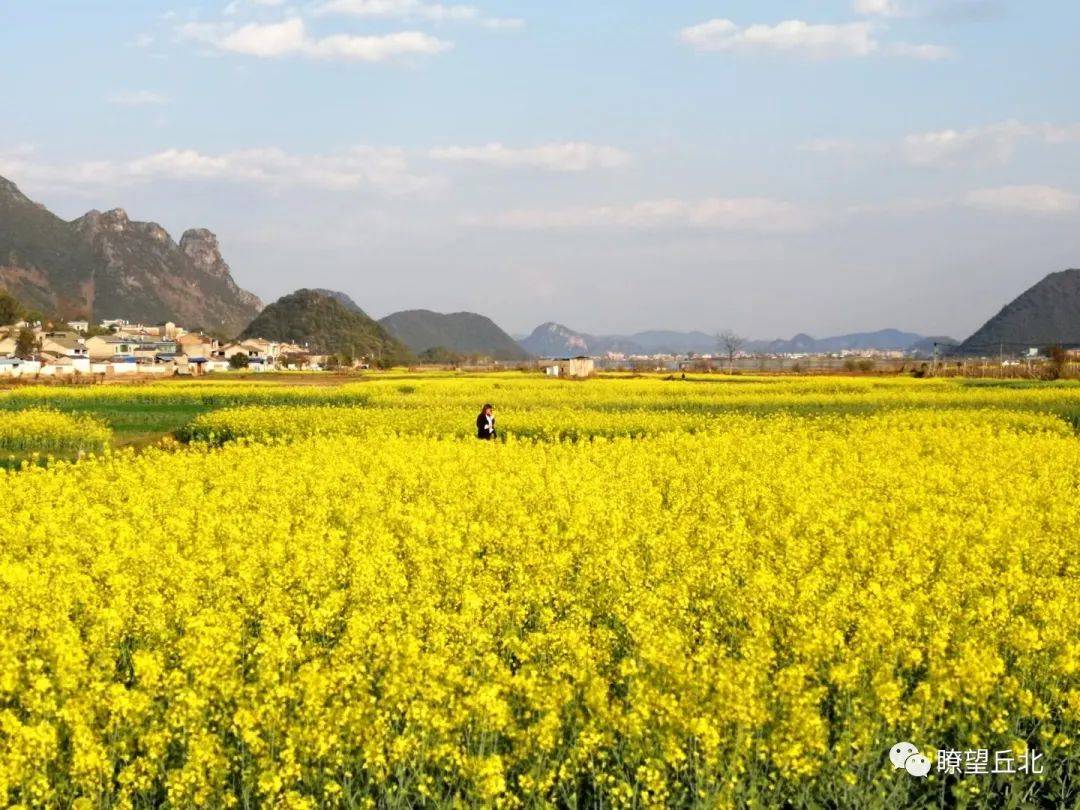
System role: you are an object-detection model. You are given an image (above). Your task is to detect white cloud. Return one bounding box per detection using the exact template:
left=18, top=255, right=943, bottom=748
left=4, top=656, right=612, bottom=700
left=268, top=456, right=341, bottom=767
left=462, top=197, right=822, bottom=233
left=1, top=141, right=637, bottom=197
left=854, top=0, right=1001, bottom=20
left=965, top=185, right=1080, bottom=216
left=429, top=142, right=631, bottom=172
left=307, top=30, right=451, bottom=60
left=902, top=120, right=1080, bottom=168
left=315, top=0, right=523, bottom=29
left=853, top=0, right=910, bottom=17
left=317, top=0, right=475, bottom=20
left=225, top=0, right=286, bottom=12
left=106, top=91, right=168, bottom=107
left=904, top=124, right=1016, bottom=167
left=0, top=145, right=439, bottom=197
left=681, top=19, right=877, bottom=59
left=220, top=18, right=307, bottom=56
left=680, top=18, right=945, bottom=60
left=178, top=17, right=452, bottom=61
left=804, top=120, right=1080, bottom=168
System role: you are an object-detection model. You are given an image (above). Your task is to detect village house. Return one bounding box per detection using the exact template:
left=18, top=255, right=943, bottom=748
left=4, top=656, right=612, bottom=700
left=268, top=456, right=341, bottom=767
left=113, top=324, right=150, bottom=339
left=3, top=314, right=377, bottom=377
left=221, top=339, right=272, bottom=361
left=176, top=332, right=217, bottom=356
left=102, top=357, right=140, bottom=374
left=85, top=335, right=176, bottom=362
left=201, top=357, right=231, bottom=373
left=39, top=356, right=91, bottom=376
left=279, top=351, right=326, bottom=371
left=540, top=357, right=596, bottom=378
left=85, top=336, right=135, bottom=361
left=0, top=357, right=42, bottom=377
left=39, top=332, right=88, bottom=358
left=241, top=338, right=280, bottom=361
left=217, top=338, right=283, bottom=371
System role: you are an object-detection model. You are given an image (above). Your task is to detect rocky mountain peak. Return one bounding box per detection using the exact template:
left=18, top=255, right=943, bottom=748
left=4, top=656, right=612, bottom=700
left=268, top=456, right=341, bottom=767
left=74, top=208, right=129, bottom=235
left=102, top=208, right=130, bottom=230
left=137, top=221, right=172, bottom=243
left=0, top=174, right=264, bottom=334
left=0, top=176, right=29, bottom=203
left=520, top=322, right=592, bottom=357
left=180, top=229, right=224, bottom=272
left=179, top=228, right=262, bottom=310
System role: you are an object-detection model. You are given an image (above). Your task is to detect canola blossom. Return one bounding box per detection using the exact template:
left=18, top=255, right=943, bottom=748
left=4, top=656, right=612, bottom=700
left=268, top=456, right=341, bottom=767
left=0, top=376, right=1078, bottom=807
left=6, top=374, right=1080, bottom=419
left=181, top=402, right=1073, bottom=444
left=0, top=408, right=111, bottom=456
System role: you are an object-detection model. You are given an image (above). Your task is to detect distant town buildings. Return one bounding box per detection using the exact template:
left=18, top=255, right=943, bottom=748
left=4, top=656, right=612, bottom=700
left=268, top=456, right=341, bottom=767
left=4, top=317, right=1030, bottom=379
left=0, top=318, right=327, bottom=377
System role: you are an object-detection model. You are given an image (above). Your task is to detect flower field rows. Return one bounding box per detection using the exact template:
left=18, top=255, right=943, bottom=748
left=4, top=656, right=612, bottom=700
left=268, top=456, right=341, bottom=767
left=6, top=374, right=1080, bottom=420
left=0, top=375, right=1078, bottom=807
left=180, top=403, right=1073, bottom=444
left=0, top=408, right=111, bottom=456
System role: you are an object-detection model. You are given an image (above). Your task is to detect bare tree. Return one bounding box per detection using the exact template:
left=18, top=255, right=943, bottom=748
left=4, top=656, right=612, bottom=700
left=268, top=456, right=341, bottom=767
left=716, top=330, right=746, bottom=373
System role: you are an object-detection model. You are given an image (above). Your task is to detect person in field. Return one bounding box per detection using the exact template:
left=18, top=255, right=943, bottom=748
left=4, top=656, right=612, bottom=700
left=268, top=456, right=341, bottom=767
left=476, top=403, right=496, bottom=440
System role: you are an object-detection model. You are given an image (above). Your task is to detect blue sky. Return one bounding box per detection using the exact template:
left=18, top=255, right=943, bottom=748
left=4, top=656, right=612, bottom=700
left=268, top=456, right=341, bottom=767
left=2, top=0, right=1079, bottom=339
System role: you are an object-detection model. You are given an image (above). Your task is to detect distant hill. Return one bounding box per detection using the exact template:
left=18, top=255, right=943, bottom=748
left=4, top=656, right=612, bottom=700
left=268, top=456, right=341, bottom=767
left=957, top=269, right=1080, bottom=354
left=629, top=330, right=717, bottom=354
left=746, top=333, right=816, bottom=354
left=519, top=322, right=648, bottom=357
left=522, top=322, right=942, bottom=357
left=311, top=289, right=367, bottom=317
left=753, top=329, right=929, bottom=354
left=520, top=322, right=594, bottom=357
left=0, top=175, right=261, bottom=334
left=241, top=289, right=411, bottom=364
left=380, top=309, right=531, bottom=361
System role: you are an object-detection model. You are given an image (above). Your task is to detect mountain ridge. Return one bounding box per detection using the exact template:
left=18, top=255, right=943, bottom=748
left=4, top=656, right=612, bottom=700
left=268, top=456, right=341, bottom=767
left=0, top=175, right=262, bottom=334
left=520, top=323, right=948, bottom=357
left=752, top=329, right=928, bottom=354
left=957, top=269, right=1080, bottom=354
left=381, top=309, right=531, bottom=360
left=311, top=289, right=368, bottom=317
left=240, top=289, right=411, bottom=364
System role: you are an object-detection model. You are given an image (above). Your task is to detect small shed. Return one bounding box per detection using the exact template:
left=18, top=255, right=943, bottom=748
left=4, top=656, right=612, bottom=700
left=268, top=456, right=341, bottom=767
left=541, top=356, right=595, bottom=378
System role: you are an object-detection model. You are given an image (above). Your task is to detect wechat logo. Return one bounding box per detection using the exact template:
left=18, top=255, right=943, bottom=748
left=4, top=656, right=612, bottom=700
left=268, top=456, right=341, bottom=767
left=890, top=742, right=931, bottom=777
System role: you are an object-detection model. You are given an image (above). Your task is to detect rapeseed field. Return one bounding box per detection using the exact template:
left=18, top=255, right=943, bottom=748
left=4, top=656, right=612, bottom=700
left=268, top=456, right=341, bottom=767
left=0, top=374, right=1077, bottom=807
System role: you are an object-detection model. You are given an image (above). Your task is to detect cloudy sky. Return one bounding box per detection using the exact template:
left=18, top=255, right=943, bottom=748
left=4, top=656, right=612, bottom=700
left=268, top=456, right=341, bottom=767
left=2, top=0, right=1078, bottom=339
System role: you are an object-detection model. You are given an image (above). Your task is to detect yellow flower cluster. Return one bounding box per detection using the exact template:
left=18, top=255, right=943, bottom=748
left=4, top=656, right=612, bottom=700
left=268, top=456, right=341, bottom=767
left=183, top=402, right=1072, bottom=444
left=0, top=408, right=111, bottom=456
left=0, top=375, right=1076, bottom=807
left=182, top=403, right=728, bottom=442
left=6, top=373, right=1080, bottom=418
